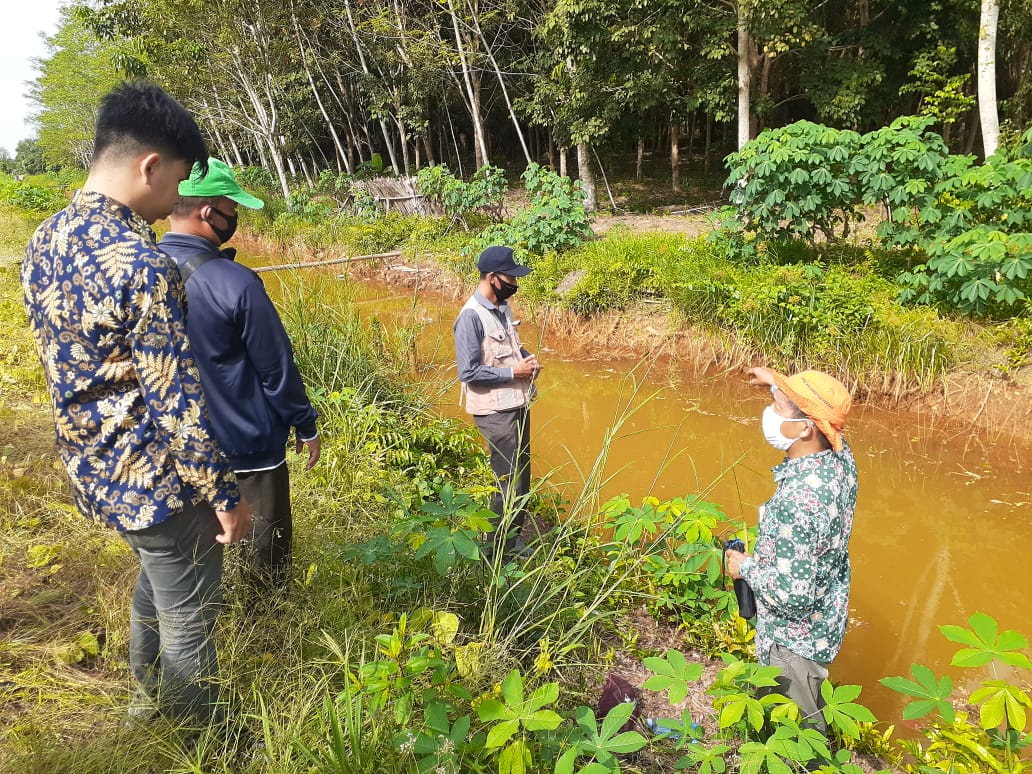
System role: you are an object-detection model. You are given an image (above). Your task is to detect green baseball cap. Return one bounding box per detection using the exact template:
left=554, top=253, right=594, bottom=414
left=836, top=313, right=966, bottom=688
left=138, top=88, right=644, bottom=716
left=179, top=157, right=265, bottom=209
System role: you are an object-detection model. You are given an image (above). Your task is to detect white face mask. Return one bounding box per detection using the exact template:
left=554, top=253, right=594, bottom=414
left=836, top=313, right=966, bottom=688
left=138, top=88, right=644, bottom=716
left=762, top=405, right=811, bottom=451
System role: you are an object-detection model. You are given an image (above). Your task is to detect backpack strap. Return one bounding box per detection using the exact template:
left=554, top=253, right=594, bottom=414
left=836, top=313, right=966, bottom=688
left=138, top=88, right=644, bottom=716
left=178, top=247, right=236, bottom=283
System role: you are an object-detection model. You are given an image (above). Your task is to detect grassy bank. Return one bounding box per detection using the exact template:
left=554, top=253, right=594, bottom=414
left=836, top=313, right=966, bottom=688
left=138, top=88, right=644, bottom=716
left=241, top=196, right=1024, bottom=404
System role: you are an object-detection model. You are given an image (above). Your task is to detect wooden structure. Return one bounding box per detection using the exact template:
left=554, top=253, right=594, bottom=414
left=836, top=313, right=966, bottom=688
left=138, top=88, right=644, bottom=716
left=350, top=176, right=442, bottom=216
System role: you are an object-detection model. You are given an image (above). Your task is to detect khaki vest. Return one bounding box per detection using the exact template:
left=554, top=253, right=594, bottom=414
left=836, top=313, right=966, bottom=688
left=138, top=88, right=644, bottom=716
left=460, top=295, right=535, bottom=415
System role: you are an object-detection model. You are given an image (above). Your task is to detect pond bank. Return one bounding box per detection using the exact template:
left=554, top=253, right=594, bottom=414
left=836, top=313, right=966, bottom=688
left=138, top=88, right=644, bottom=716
left=237, top=230, right=1032, bottom=447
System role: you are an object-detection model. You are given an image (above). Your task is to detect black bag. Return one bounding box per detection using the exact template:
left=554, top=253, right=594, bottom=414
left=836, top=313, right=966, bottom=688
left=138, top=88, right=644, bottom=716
left=596, top=672, right=642, bottom=732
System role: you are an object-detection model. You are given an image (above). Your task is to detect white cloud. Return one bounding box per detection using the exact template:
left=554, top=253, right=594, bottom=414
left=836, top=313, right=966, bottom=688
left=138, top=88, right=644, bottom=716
left=0, top=2, right=64, bottom=154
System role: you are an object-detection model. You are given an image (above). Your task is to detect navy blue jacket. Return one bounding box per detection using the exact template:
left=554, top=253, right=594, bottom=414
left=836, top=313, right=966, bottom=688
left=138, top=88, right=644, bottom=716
left=158, top=233, right=317, bottom=471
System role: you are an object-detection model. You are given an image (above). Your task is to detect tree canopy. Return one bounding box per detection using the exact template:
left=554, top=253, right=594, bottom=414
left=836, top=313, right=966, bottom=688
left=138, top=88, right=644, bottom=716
left=24, top=0, right=1031, bottom=190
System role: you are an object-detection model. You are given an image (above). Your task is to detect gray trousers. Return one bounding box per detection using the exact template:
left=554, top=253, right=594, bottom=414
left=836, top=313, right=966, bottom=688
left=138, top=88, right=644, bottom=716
left=761, top=642, right=830, bottom=733
left=235, top=463, right=292, bottom=596
left=473, top=406, right=531, bottom=550
left=123, top=501, right=223, bottom=725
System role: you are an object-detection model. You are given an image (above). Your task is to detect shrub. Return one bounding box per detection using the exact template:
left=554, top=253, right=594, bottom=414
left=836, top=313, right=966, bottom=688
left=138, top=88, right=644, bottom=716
left=719, top=118, right=1032, bottom=318
left=474, top=163, right=593, bottom=258
left=415, top=164, right=508, bottom=229
left=0, top=176, right=68, bottom=213
left=721, top=121, right=863, bottom=257
left=896, top=129, right=1032, bottom=316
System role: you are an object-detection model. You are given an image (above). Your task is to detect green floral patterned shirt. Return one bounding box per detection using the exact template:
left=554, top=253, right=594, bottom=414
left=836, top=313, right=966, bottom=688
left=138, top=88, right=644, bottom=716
left=22, top=190, right=240, bottom=532
left=739, top=442, right=858, bottom=665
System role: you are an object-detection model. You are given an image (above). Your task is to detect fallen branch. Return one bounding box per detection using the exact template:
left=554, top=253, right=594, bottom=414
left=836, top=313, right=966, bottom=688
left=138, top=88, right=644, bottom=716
left=253, top=250, right=401, bottom=273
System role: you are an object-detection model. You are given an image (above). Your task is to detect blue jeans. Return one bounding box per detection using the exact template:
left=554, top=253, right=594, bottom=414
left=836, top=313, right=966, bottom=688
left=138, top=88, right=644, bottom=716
left=122, top=501, right=224, bottom=725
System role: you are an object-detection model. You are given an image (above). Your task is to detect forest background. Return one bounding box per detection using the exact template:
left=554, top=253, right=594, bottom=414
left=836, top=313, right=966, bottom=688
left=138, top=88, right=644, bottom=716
left=5, top=0, right=1029, bottom=204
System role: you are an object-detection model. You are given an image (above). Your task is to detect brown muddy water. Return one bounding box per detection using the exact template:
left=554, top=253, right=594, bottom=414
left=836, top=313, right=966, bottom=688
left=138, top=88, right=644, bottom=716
left=260, top=260, right=1031, bottom=724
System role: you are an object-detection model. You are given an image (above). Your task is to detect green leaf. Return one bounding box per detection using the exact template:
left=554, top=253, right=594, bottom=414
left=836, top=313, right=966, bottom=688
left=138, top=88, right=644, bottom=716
left=554, top=747, right=579, bottom=774
left=527, top=682, right=560, bottom=712
left=941, top=613, right=1032, bottom=670
left=486, top=719, right=520, bottom=749
left=719, top=699, right=747, bottom=728
left=478, top=699, right=511, bottom=722
left=523, top=709, right=563, bottom=731
left=498, top=739, right=530, bottom=774
left=598, top=702, right=634, bottom=738
left=501, top=669, right=524, bottom=705
left=605, top=730, right=647, bottom=754
left=879, top=665, right=955, bottom=723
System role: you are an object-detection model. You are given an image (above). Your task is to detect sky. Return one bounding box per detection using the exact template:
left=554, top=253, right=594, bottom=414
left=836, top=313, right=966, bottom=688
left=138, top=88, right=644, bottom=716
left=0, top=1, right=64, bottom=155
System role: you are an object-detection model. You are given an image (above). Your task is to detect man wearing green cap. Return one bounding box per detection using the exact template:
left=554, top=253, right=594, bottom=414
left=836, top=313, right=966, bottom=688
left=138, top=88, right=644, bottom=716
left=160, top=158, right=320, bottom=602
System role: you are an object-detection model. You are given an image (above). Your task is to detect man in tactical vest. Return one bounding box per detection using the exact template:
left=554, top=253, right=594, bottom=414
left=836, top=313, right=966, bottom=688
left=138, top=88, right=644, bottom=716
left=454, top=246, right=542, bottom=559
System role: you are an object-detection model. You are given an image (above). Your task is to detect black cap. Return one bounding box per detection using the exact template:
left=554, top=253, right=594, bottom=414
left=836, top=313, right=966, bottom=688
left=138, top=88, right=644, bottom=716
left=477, top=245, right=531, bottom=277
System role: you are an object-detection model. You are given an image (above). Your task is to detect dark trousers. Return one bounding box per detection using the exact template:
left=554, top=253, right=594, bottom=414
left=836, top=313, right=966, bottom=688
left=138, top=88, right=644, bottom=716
left=235, top=463, right=293, bottom=596
left=473, top=406, right=531, bottom=551
left=123, top=501, right=223, bottom=725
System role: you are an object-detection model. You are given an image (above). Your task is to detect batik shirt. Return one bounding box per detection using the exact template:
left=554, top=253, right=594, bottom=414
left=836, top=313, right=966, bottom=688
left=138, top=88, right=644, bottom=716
left=22, top=190, right=240, bottom=532
left=739, top=442, right=858, bottom=665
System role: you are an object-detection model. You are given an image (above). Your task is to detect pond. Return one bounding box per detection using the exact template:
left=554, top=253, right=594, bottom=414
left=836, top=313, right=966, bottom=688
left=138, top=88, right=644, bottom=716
left=258, top=254, right=1031, bottom=723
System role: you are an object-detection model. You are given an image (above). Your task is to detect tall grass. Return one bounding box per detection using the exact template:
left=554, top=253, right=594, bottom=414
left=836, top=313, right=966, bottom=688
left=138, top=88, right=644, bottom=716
left=518, top=229, right=969, bottom=397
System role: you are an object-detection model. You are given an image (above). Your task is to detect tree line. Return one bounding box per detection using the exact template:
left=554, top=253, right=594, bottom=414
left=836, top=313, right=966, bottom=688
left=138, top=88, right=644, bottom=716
left=27, top=0, right=1032, bottom=206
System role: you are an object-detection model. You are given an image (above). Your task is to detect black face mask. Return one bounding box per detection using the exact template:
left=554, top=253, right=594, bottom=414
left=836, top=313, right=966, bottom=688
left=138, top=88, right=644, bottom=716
left=493, top=275, right=519, bottom=301
left=204, top=204, right=238, bottom=244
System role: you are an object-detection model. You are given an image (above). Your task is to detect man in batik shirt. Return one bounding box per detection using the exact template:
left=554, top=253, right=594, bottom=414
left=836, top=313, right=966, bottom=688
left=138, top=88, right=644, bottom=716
left=727, top=367, right=858, bottom=737
left=21, top=82, right=252, bottom=726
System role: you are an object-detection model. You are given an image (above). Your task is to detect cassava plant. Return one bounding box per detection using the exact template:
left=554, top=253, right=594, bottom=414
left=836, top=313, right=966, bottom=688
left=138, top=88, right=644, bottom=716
left=880, top=612, right=1032, bottom=773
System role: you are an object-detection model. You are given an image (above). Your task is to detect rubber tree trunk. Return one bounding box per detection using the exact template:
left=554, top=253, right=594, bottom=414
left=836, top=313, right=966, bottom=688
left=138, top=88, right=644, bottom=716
left=343, top=0, right=400, bottom=172
left=471, top=5, right=531, bottom=165
left=671, top=122, right=681, bottom=193
left=737, top=4, right=753, bottom=150
left=636, top=137, right=645, bottom=181
left=293, top=6, right=351, bottom=173
left=704, top=114, right=713, bottom=174
left=422, top=134, right=436, bottom=166
left=577, top=143, right=597, bottom=212
left=977, top=0, right=1000, bottom=157
left=448, top=0, right=490, bottom=168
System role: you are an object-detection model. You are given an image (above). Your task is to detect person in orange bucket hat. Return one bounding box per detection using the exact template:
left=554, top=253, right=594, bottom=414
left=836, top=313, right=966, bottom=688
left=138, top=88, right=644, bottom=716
left=726, top=366, right=858, bottom=747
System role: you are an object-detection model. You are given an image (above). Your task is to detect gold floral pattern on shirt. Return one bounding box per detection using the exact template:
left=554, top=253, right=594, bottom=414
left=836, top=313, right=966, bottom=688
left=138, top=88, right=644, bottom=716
left=22, top=189, right=239, bottom=532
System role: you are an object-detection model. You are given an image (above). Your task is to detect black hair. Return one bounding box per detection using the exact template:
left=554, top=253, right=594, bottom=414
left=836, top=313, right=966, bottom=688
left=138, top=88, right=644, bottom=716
left=171, top=196, right=220, bottom=217
left=93, top=82, right=208, bottom=173
left=785, top=397, right=832, bottom=448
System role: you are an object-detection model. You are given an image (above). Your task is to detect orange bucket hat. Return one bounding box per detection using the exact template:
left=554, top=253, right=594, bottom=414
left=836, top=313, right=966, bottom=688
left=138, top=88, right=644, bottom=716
left=771, top=369, right=853, bottom=451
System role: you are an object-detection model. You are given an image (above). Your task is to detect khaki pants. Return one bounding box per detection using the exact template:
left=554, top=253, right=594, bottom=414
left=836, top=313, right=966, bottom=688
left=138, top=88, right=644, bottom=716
left=762, top=642, right=830, bottom=733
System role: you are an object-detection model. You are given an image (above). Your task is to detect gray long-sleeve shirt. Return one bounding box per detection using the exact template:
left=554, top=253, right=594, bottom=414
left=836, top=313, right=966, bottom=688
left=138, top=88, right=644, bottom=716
left=453, top=290, right=530, bottom=385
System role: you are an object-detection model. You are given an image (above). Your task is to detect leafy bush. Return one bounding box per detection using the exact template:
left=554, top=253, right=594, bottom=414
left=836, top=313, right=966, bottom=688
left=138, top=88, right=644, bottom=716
left=0, top=176, right=68, bottom=213
left=722, top=121, right=863, bottom=254
left=415, top=164, right=508, bottom=229
left=853, top=115, right=955, bottom=251
left=896, top=130, right=1032, bottom=316
left=235, top=165, right=276, bottom=190
left=474, top=163, right=593, bottom=258
left=881, top=612, right=1032, bottom=772
left=719, top=118, right=1032, bottom=317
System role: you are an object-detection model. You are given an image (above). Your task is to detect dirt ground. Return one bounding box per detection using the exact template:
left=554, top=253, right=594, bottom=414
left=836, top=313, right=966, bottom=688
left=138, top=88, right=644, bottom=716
left=598, top=608, right=895, bottom=773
